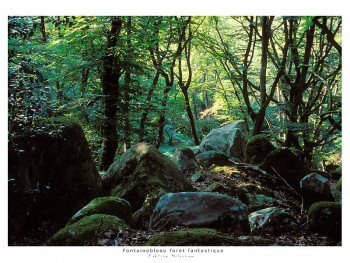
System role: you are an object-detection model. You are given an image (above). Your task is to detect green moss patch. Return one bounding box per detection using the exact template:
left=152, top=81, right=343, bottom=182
left=68, top=197, right=134, bottom=227
left=46, top=214, right=130, bottom=246
left=308, top=201, right=341, bottom=240
left=144, top=228, right=274, bottom=246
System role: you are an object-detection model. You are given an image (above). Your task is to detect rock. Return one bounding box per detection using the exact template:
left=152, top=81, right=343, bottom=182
left=329, top=167, right=341, bottom=180
left=68, top=197, right=134, bottom=227
left=199, top=120, right=249, bottom=160
left=245, top=193, right=283, bottom=213
left=310, top=169, right=332, bottom=180
left=308, top=201, right=341, bottom=240
left=300, top=173, right=333, bottom=195
left=249, top=207, right=297, bottom=235
left=102, top=143, right=194, bottom=229
left=195, top=150, right=234, bottom=168
left=259, top=147, right=307, bottom=190
left=150, top=192, right=250, bottom=234
left=336, top=177, right=342, bottom=192
left=245, top=135, right=276, bottom=164
left=172, top=147, right=199, bottom=171
left=190, top=146, right=201, bottom=156
left=46, top=214, right=130, bottom=246
left=144, top=228, right=274, bottom=246
left=300, top=173, right=334, bottom=211
left=191, top=170, right=206, bottom=183
left=8, top=117, right=102, bottom=236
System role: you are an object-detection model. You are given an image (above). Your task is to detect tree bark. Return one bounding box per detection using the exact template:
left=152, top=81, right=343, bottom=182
left=100, top=17, right=123, bottom=170
left=40, top=16, right=47, bottom=43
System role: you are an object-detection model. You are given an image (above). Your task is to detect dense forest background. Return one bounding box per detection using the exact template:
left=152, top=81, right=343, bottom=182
left=8, top=15, right=341, bottom=172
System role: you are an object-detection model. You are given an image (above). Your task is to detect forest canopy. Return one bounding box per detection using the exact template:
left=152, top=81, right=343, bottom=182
left=8, top=16, right=342, bottom=171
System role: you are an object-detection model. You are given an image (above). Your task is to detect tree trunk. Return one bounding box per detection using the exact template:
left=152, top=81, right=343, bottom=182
left=40, top=16, right=47, bottom=43
left=100, top=17, right=123, bottom=170
left=139, top=72, right=160, bottom=142
left=183, top=89, right=200, bottom=145
left=155, top=87, right=171, bottom=149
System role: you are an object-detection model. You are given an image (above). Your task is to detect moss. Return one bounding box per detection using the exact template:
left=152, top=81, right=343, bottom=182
left=336, top=177, right=342, bottom=191
left=103, top=143, right=193, bottom=214
left=175, top=147, right=195, bottom=159
left=46, top=214, right=130, bottom=246
left=308, top=201, right=341, bottom=239
left=144, top=228, right=275, bottom=246
left=68, top=197, right=134, bottom=227
left=245, top=135, right=276, bottom=164
left=336, top=241, right=342, bottom=246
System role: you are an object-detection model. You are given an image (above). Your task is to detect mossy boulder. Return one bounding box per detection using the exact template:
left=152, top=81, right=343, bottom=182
left=173, top=147, right=199, bottom=171
left=68, top=197, right=134, bottom=227
left=199, top=120, right=249, bottom=160
left=46, top=214, right=130, bottom=246
left=300, top=173, right=334, bottom=211
left=259, top=147, right=307, bottom=191
left=336, top=177, right=342, bottom=192
left=308, top=201, right=341, bottom=240
left=150, top=192, right=250, bottom=234
left=245, top=135, right=276, bottom=164
left=8, top=117, right=102, bottom=236
left=102, top=143, right=194, bottom=229
left=144, top=228, right=275, bottom=246
left=195, top=150, right=234, bottom=168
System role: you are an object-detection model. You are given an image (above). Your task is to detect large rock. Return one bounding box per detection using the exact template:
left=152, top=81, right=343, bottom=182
left=67, top=197, right=134, bottom=227
left=172, top=147, right=199, bottom=171
left=46, top=214, right=130, bottom=246
left=150, top=192, right=250, bottom=234
left=102, top=143, right=194, bottom=229
left=195, top=150, right=234, bottom=168
left=308, top=201, right=341, bottom=240
left=249, top=207, right=297, bottom=235
left=259, top=147, right=307, bottom=191
left=300, top=173, right=334, bottom=211
left=245, top=135, right=276, bottom=164
left=8, top=117, right=102, bottom=236
left=199, top=120, right=249, bottom=160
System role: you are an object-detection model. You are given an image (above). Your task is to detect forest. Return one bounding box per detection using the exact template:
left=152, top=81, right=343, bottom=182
left=8, top=16, right=342, bottom=247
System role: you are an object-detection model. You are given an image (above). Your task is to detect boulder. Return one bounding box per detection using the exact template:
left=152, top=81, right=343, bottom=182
left=199, top=120, right=249, bottom=160
left=102, top=143, right=194, bottom=229
left=190, top=146, right=201, bottom=156
left=144, top=228, right=274, bottom=246
left=150, top=192, right=250, bottom=234
left=249, top=207, right=297, bottom=235
left=68, top=197, right=134, bottom=227
left=172, top=147, right=199, bottom=171
left=336, top=177, right=342, bottom=192
left=259, top=147, right=307, bottom=190
left=195, top=150, right=234, bottom=168
left=245, top=135, right=276, bottom=164
left=46, top=214, right=130, bottom=246
left=308, top=201, right=341, bottom=240
left=300, top=173, right=334, bottom=211
left=329, top=167, right=342, bottom=180
left=8, top=117, right=102, bottom=236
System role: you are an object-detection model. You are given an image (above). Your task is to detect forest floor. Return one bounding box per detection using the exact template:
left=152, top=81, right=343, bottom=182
left=9, top=162, right=339, bottom=246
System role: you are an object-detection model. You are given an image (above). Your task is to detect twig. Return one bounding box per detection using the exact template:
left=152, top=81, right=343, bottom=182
left=271, top=166, right=302, bottom=199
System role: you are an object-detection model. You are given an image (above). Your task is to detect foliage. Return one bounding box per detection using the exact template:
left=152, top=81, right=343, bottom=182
left=8, top=16, right=341, bottom=171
